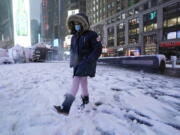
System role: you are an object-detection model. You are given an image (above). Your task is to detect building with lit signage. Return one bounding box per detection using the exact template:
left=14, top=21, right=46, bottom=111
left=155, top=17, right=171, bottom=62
left=86, top=0, right=180, bottom=59
left=1, top=0, right=32, bottom=48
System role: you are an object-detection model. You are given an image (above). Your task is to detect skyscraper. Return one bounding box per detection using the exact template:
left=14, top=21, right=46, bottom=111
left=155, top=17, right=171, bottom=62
left=0, top=0, right=14, bottom=49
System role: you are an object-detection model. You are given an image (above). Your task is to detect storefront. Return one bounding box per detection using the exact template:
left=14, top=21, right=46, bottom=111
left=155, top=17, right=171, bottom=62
left=144, top=34, right=157, bottom=55
left=159, top=41, right=180, bottom=59
left=102, top=47, right=117, bottom=57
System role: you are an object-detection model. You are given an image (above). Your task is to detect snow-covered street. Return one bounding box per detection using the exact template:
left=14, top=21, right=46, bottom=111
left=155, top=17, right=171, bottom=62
left=0, top=62, right=180, bottom=135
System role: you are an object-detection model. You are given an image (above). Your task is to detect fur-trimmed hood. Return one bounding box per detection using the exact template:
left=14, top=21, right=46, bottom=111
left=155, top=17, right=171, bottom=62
left=67, top=13, right=90, bottom=34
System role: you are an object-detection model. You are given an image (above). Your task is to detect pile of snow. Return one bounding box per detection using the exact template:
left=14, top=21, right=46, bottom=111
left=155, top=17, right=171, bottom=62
left=0, top=48, right=14, bottom=64
left=7, top=45, right=34, bottom=63
left=0, top=48, right=8, bottom=57
left=0, top=57, right=14, bottom=64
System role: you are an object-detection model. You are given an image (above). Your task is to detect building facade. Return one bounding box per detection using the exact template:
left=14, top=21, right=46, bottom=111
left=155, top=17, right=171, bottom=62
left=86, top=0, right=180, bottom=59
left=41, top=0, right=57, bottom=44
left=0, top=0, right=14, bottom=49
left=31, top=19, right=39, bottom=45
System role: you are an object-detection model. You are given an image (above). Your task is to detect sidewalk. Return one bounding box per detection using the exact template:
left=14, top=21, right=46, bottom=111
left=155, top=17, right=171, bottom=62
left=165, top=64, right=180, bottom=77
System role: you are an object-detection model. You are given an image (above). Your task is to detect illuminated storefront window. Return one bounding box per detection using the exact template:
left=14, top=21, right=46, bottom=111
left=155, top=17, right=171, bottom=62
left=144, top=35, right=157, bottom=55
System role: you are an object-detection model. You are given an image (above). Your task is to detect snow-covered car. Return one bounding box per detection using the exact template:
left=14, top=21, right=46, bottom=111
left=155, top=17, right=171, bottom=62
left=0, top=57, right=14, bottom=64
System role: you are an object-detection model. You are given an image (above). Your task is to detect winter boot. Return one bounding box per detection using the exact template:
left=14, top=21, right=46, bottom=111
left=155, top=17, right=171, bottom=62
left=54, top=94, right=75, bottom=115
left=80, top=95, right=89, bottom=108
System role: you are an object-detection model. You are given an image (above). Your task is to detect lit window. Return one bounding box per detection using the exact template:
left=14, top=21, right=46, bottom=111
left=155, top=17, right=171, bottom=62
left=146, top=24, right=153, bottom=31
left=164, top=20, right=167, bottom=27
left=144, top=27, right=147, bottom=32
left=154, top=23, right=157, bottom=29
left=137, top=28, right=140, bottom=33
left=122, top=13, right=126, bottom=19
left=167, top=18, right=177, bottom=27
left=178, top=16, right=180, bottom=24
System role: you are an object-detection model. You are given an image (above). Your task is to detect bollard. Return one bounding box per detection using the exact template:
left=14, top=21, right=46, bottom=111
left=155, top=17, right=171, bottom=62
left=171, top=56, right=177, bottom=69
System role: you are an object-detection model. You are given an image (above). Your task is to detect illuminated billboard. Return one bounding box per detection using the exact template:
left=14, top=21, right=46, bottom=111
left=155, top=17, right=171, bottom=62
left=167, top=32, right=176, bottom=40
left=177, top=31, right=180, bottom=38
left=12, top=0, right=31, bottom=47
left=68, top=9, right=79, bottom=17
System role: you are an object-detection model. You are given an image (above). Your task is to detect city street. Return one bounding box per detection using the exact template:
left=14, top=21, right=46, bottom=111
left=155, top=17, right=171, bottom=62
left=0, top=62, right=180, bottom=135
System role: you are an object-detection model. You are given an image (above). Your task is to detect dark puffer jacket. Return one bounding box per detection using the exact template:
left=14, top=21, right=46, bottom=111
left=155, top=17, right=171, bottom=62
left=67, top=13, right=102, bottom=77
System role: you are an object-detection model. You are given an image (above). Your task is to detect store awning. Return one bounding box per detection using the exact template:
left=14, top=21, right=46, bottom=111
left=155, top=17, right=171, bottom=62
left=160, top=42, right=180, bottom=47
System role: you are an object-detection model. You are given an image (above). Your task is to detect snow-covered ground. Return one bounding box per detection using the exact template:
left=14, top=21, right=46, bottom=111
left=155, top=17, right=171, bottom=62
left=0, top=62, right=180, bottom=135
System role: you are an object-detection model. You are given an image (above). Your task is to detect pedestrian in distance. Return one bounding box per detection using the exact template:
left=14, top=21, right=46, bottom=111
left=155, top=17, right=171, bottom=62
left=54, top=13, right=102, bottom=115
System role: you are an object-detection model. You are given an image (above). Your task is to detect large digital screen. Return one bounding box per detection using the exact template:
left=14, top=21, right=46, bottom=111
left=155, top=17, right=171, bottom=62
left=12, top=0, right=31, bottom=47
left=167, top=32, right=176, bottom=39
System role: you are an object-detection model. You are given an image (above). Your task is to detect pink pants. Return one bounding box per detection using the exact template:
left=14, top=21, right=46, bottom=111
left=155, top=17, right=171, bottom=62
left=70, top=76, right=88, bottom=97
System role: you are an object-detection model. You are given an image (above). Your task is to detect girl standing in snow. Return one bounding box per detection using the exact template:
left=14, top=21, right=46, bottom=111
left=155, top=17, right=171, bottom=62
left=54, top=13, right=102, bottom=115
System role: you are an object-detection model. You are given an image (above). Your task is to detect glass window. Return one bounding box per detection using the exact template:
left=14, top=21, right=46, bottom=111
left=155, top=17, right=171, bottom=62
left=118, top=23, right=124, bottom=29
left=178, top=16, right=180, bottom=24
left=122, top=13, right=126, bottom=19
left=128, top=9, right=134, bottom=17
left=144, top=23, right=157, bottom=32
left=144, top=2, right=149, bottom=10
left=135, top=8, right=139, bottom=14
left=167, top=18, right=177, bottom=27
left=177, top=31, right=180, bottom=38
left=147, top=24, right=154, bottom=31
left=137, top=28, right=140, bottom=34
left=151, top=0, right=157, bottom=7
left=117, top=15, right=121, bottom=20
left=154, top=23, right=157, bottom=29
left=144, top=26, right=147, bottom=32
left=164, top=20, right=167, bottom=27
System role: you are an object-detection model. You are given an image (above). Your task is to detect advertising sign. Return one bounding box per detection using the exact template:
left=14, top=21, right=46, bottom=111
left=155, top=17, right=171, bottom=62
left=12, top=0, right=31, bottom=47
left=68, top=9, right=79, bottom=17
left=177, top=31, right=180, bottom=38
left=53, top=39, right=59, bottom=47
left=167, top=32, right=176, bottom=39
